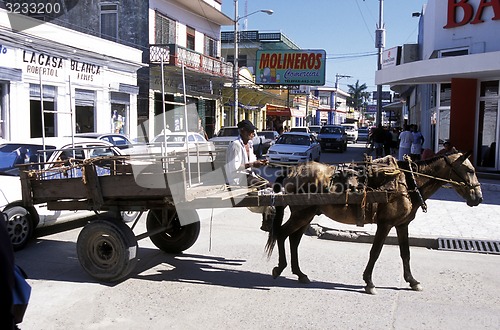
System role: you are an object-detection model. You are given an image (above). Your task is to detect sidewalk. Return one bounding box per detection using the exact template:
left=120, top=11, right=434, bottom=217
left=308, top=178, right=500, bottom=249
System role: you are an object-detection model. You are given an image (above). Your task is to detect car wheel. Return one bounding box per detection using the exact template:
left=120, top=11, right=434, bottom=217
left=120, top=211, right=142, bottom=223
left=4, top=206, right=34, bottom=251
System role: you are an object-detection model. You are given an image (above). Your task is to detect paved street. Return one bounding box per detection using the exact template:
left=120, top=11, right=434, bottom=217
left=16, top=206, right=500, bottom=330
left=14, top=142, right=500, bottom=329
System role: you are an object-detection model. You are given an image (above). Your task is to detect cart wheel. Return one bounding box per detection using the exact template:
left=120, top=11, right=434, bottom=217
left=77, top=219, right=138, bottom=282
left=146, top=209, right=200, bottom=253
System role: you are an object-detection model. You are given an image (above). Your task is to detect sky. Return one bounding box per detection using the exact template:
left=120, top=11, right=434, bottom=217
left=221, top=0, right=427, bottom=95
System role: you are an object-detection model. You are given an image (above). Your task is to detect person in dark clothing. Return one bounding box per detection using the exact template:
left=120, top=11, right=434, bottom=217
left=371, top=124, right=386, bottom=158
left=0, top=216, right=16, bottom=329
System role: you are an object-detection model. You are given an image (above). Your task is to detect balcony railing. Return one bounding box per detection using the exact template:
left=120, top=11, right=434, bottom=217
left=149, top=44, right=233, bottom=79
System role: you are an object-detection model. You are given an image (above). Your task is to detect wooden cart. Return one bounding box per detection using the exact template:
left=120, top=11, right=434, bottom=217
left=20, top=155, right=388, bottom=282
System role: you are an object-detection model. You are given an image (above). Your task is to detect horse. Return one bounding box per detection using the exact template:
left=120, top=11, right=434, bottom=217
left=265, top=152, right=483, bottom=294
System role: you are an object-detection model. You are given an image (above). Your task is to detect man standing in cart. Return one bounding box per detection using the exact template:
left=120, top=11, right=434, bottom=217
left=225, top=120, right=273, bottom=231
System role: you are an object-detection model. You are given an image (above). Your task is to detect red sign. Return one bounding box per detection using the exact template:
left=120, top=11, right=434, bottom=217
left=444, top=0, right=500, bottom=29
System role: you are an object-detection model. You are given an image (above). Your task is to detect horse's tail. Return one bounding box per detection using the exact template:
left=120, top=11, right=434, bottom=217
left=265, top=205, right=285, bottom=259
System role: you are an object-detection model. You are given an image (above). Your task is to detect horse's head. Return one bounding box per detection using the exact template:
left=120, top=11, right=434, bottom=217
left=444, top=152, right=483, bottom=206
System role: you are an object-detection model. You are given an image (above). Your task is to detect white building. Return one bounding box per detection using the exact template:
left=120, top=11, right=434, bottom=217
left=0, top=9, right=143, bottom=140
left=376, top=0, right=500, bottom=173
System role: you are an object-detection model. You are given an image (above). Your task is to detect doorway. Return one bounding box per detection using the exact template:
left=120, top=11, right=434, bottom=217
left=476, top=80, right=499, bottom=170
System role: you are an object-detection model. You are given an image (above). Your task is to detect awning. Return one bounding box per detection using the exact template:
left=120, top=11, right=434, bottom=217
left=375, top=51, right=500, bottom=86
left=266, top=105, right=291, bottom=117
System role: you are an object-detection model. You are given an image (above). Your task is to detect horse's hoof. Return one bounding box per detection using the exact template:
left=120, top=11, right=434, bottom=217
left=272, top=267, right=281, bottom=279
left=411, top=283, right=423, bottom=291
left=364, top=286, right=377, bottom=295
left=298, top=275, right=311, bottom=284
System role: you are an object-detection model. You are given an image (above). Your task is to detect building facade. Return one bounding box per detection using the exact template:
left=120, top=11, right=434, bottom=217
left=0, top=8, right=142, bottom=141
left=2, top=0, right=235, bottom=140
left=376, top=0, right=500, bottom=173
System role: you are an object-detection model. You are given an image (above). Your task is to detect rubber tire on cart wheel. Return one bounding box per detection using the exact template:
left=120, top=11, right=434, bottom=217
left=4, top=206, right=34, bottom=251
left=146, top=209, right=200, bottom=253
left=77, top=219, right=138, bottom=282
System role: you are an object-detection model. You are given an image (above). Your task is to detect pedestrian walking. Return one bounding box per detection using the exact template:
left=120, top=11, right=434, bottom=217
left=371, top=124, right=386, bottom=158
left=398, top=124, right=413, bottom=161
left=410, top=125, right=424, bottom=160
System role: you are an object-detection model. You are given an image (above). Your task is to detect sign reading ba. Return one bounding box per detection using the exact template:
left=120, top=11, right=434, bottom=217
left=255, top=49, right=326, bottom=86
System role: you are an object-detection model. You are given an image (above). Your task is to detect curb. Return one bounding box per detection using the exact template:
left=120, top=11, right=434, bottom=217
left=307, top=225, right=438, bottom=249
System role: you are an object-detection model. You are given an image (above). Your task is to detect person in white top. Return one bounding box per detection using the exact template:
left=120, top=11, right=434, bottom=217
left=225, top=119, right=267, bottom=187
left=225, top=120, right=273, bottom=232
left=410, top=124, right=425, bottom=160
left=398, top=124, right=414, bottom=161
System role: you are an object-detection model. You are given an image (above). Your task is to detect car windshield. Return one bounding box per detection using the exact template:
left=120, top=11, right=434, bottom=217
left=261, top=132, right=277, bottom=139
left=218, top=128, right=239, bottom=137
left=276, top=134, right=310, bottom=146
left=309, top=127, right=321, bottom=133
left=153, top=135, right=187, bottom=143
left=320, top=127, right=342, bottom=134
left=0, top=144, right=56, bottom=175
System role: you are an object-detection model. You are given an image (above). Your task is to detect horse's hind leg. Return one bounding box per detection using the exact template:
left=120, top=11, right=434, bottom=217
left=289, top=224, right=311, bottom=284
left=363, top=223, right=392, bottom=295
left=396, top=224, right=422, bottom=291
left=272, top=233, right=287, bottom=279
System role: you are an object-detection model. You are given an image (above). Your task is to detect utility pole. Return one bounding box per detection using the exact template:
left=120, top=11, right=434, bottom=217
left=375, top=0, right=385, bottom=126
left=334, top=74, right=351, bottom=125
left=233, top=0, right=239, bottom=125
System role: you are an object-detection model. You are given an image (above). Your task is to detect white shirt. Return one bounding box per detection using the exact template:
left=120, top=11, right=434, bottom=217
left=225, top=136, right=257, bottom=186
left=399, top=130, right=413, bottom=149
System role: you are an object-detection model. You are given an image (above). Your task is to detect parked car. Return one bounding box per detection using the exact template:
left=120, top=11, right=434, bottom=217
left=258, top=130, right=280, bottom=154
left=289, top=126, right=310, bottom=134
left=357, top=127, right=370, bottom=142
left=340, top=123, right=359, bottom=143
left=208, top=126, right=263, bottom=160
left=149, top=131, right=216, bottom=164
left=308, top=125, right=322, bottom=137
left=317, top=125, right=348, bottom=152
left=267, top=132, right=321, bottom=164
left=74, top=132, right=134, bottom=150
left=0, top=137, right=140, bottom=251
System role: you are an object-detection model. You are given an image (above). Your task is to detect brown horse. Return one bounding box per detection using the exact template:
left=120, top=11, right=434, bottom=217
left=266, top=152, right=483, bottom=294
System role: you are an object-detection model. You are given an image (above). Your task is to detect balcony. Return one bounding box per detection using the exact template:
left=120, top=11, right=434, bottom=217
left=150, top=44, right=233, bottom=79
left=221, top=30, right=300, bottom=50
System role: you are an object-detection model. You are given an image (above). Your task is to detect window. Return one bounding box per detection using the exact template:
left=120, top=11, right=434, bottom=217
left=320, top=96, right=329, bottom=105
left=204, top=36, right=218, bottom=58
left=186, top=26, right=195, bottom=50
left=227, top=55, right=247, bottom=67
left=155, top=12, right=176, bottom=44
left=100, top=3, right=118, bottom=41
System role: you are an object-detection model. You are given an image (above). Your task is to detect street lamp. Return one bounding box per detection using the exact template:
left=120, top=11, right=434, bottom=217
left=233, top=0, right=273, bottom=125
left=375, top=0, right=385, bottom=126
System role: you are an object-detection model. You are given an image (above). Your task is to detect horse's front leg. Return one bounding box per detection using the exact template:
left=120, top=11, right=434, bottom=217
left=395, top=224, right=422, bottom=291
left=289, top=225, right=310, bottom=284
left=363, top=223, right=392, bottom=295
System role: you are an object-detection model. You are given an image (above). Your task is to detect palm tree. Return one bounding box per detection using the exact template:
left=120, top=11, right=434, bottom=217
left=347, top=80, right=370, bottom=111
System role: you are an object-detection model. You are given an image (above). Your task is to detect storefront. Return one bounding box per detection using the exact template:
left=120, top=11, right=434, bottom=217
left=0, top=9, right=142, bottom=141
left=375, top=0, right=500, bottom=172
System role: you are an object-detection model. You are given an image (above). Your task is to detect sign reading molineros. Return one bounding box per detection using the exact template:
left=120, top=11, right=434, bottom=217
left=255, top=49, right=326, bottom=86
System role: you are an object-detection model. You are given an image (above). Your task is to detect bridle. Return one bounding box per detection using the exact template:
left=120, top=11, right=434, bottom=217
left=442, top=152, right=481, bottom=190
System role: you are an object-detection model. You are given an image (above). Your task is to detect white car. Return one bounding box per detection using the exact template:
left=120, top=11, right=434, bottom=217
left=266, top=132, right=321, bottom=164
left=149, top=131, right=216, bottom=164
left=209, top=126, right=265, bottom=160
left=341, top=123, right=359, bottom=143
left=0, top=137, right=139, bottom=251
